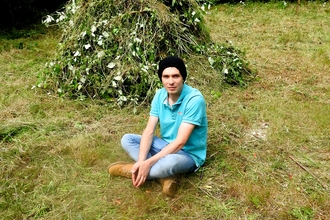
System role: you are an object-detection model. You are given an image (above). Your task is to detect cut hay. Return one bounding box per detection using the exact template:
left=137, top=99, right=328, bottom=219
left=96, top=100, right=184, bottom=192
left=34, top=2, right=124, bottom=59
left=39, top=0, right=254, bottom=106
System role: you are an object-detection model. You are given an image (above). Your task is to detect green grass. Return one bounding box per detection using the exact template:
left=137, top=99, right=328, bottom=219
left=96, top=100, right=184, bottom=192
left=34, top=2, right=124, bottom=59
left=1, top=2, right=330, bottom=219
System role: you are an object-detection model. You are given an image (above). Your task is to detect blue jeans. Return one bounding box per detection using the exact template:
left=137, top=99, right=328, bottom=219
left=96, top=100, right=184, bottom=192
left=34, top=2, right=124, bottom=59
left=121, top=134, right=197, bottom=179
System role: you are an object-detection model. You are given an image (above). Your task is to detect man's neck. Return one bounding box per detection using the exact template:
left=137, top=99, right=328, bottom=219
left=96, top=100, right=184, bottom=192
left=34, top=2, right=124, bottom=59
left=168, top=94, right=180, bottom=106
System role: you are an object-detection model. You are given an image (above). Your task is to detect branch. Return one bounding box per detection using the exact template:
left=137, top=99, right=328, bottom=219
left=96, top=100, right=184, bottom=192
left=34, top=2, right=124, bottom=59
left=289, top=155, right=328, bottom=190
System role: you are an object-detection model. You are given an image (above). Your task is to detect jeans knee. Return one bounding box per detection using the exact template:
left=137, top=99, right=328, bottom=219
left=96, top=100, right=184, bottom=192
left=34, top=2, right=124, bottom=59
left=121, top=134, right=130, bottom=150
left=121, top=134, right=141, bottom=151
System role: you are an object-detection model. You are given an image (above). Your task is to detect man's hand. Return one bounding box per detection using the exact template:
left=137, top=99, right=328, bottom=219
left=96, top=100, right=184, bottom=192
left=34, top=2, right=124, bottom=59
left=131, top=161, right=151, bottom=188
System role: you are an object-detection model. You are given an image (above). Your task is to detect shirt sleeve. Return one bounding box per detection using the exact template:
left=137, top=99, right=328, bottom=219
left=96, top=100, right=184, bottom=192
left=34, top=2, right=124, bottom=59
left=182, top=95, right=206, bottom=126
left=150, top=89, right=161, bottom=117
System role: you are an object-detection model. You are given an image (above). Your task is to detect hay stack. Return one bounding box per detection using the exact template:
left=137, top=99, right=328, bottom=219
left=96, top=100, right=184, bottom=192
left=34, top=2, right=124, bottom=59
left=40, top=0, right=252, bottom=106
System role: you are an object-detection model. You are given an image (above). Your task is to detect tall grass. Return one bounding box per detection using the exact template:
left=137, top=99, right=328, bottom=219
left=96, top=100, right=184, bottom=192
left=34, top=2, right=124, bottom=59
left=1, top=2, right=329, bottom=219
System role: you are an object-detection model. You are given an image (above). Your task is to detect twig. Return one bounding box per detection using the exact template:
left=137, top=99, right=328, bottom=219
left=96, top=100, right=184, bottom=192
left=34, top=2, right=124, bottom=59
left=207, top=151, right=221, bottom=160
left=296, top=0, right=301, bottom=15
left=187, top=179, right=219, bottom=200
left=289, top=155, right=328, bottom=190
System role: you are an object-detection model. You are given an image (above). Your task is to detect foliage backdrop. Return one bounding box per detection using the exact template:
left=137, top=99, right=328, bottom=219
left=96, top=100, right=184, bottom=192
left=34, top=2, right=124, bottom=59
left=1, top=0, right=67, bottom=28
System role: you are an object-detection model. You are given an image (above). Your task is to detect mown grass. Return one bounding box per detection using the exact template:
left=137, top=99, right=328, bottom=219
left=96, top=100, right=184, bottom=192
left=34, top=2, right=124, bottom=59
left=1, top=1, right=330, bottom=219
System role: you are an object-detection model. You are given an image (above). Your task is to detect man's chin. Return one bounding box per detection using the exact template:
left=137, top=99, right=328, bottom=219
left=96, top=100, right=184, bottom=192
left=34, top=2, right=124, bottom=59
left=167, top=90, right=177, bottom=94
left=166, top=88, right=177, bottom=92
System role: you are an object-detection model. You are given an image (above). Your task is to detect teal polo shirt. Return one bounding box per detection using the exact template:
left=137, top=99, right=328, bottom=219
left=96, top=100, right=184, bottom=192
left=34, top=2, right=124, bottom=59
left=150, top=84, right=208, bottom=167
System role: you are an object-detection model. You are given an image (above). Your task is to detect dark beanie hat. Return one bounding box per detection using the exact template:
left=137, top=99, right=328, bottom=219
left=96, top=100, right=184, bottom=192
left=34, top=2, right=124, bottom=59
left=158, top=56, right=187, bottom=81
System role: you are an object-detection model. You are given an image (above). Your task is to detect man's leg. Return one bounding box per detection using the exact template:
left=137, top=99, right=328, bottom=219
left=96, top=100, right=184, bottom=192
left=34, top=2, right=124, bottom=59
left=148, top=151, right=197, bottom=179
left=148, top=151, right=196, bottom=196
left=108, top=134, right=144, bottom=178
left=121, top=133, right=196, bottom=179
left=110, top=133, right=197, bottom=196
left=109, top=133, right=168, bottom=179
left=120, top=133, right=169, bottom=163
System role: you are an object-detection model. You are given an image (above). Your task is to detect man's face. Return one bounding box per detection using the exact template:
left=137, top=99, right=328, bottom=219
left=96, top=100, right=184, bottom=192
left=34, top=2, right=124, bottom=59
left=161, top=67, right=184, bottom=97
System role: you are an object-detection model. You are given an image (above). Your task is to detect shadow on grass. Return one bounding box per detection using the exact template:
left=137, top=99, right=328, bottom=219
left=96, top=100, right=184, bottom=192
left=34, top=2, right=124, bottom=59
left=0, top=124, right=37, bottom=142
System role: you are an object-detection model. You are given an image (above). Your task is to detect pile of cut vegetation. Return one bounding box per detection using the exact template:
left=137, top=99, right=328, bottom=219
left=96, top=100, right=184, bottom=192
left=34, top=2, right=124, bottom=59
left=38, top=0, right=254, bottom=106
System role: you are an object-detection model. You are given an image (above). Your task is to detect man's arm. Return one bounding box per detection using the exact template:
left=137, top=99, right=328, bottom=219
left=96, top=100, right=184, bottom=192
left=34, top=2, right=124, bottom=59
left=138, top=116, right=159, bottom=161
left=147, top=122, right=195, bottom=164
left=132, top=122, right=195, bottom=187
left=131, top=116, right=158, bottom=187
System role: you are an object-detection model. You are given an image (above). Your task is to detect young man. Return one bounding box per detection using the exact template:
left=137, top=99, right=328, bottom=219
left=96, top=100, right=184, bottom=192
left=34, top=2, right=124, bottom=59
left=108, top=56, right=208, bottom=196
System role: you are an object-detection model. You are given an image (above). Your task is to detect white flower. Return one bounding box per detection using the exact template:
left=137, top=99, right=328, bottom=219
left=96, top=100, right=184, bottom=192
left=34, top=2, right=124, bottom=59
left=56, top=12, right=66, bottom=23
left=113, top=75, right=122, bottom=81
left=134, top=37, right=142, bottom=43
left=91, top=25, right=97, bottom=33
left=71, top=8, right=77, bottom=14
left=74, top=50, right=80, bottom=57
left=97, top=39, right=103, bottom=46
left=119, top=96, right=127, bottom=101
left=112, top=81, right=117, bottom=87
left=201, top=5, right=205, bottom=11
left=208, top=57, right=215, bottom=66
left=80, top=77, right=86, bottom=83
left=107, top=62, right=116, bottom=69
left=84, top=44, right=91, bottom=50
left=141, top=65, right=149, bottom=73
left=194, top=18, right=200, bottom=23
left=192, top=11, right=196, bottom=16
left=70, top=3, right=79, bottom=14
left=102, top=31, right=109, bottom=38
left=43, top=15, right=54, bottom=24
left=97, top=51, right=105, bottom=58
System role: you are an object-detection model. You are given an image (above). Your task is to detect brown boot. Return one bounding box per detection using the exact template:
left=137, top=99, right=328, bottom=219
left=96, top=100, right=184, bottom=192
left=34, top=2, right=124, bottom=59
left=107, top=161, right=134, bottom=178
left=159, top=176, right=178, bottom=196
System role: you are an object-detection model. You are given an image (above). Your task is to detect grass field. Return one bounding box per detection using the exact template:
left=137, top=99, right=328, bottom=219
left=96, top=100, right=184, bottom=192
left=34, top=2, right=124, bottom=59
left=1, top=1, right=330, bottom=219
